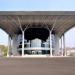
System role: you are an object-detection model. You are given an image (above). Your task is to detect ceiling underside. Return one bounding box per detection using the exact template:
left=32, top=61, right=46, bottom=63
left=0, top=11, right=75, bottom=37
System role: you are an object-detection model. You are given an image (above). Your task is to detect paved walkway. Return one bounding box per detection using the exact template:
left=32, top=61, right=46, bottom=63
left=0, top=57, right=75, bottom=75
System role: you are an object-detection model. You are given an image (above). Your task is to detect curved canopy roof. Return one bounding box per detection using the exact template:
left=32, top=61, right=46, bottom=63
left=0, top=11, right=75, bottom=37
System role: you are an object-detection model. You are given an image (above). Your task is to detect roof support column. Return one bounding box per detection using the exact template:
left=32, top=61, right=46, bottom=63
left=12, top=35, right=18, bottom=56
left=61, top=36, right=63, bottom=56
left=48, top=17, right=57, bottom=56
left=7, top=35, right=11, bottom=57
left=54, top=35, right=60, bottom=56
left=49, top=31, right=52, bottom=57
left=22, top=31, right=24, bottom=57
left=63, top=34, right=66, bottom=56
left=17, top=16, right=28, bottom=57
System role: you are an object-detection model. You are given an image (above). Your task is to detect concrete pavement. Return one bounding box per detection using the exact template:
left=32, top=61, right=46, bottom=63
left=0, top=57, right=75, bottom=75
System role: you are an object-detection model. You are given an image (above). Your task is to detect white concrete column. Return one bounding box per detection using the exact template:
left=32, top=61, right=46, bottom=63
left=7, top=35, right=11, bottom=57
left=22, top=31, right=24, bottom=57
left=12, top=35, right=18, bottom=56
left=63, top=34, right=66, bottom=56
left=54, top=35, right=60, bottom=56
left=50, top=31, right=52, bottom=56
left=61, top=36, right=63, bottom=56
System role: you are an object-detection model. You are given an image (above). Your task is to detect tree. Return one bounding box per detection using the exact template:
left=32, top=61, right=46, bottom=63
left=0, top=45, right=8, bottom=56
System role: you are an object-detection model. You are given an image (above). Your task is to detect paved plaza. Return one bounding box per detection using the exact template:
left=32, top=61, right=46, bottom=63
left=0, top=57, right=75, bottom=75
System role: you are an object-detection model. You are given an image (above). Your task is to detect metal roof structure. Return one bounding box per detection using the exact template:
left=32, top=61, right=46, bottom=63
left=0, top=11, right=75, bottom=37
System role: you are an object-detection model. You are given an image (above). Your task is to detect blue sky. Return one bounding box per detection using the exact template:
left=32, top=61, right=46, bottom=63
left=0, top=0, right=75, bottom=11
left=0, top=29, right=8, bottom=45
left=0, top=0, right=75, bottom=47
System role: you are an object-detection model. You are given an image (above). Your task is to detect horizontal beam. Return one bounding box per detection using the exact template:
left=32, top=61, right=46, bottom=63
left=0, top=11, right=75, bottom=15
